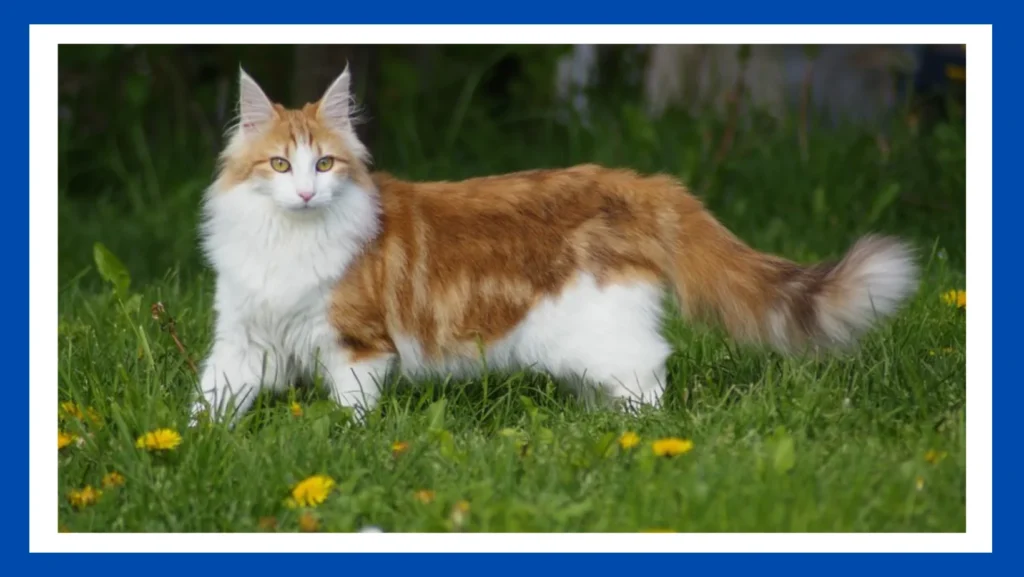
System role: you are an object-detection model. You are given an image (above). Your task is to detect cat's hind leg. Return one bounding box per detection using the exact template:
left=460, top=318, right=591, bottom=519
left=515, top=273, right=672, bottom=410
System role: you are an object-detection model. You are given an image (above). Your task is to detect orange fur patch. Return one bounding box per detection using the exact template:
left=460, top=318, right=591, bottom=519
left=329, top=164, right=829, bottom=361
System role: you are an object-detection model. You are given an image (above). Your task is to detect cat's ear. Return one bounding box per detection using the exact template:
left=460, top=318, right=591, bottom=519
left=317, top=65, right=354, bottom=131
left=238, top=67, right=276, bottom=135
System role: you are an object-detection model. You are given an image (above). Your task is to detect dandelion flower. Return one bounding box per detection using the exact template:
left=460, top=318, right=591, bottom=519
left=135, top=428, right=182, bottom=451
left=924, top=449, right=948, bottom=464
left=941, top=290, right=966, bottom=309
left=286, top=474, right=335, bottom=508
left=58, top=431, right=76, bottom=450
left=298, top=511, right=320, bottom=532
left=619, top=431, right=641, bottom=450
left=68, top=486, right=102, bottom=509
left=290, top=402, right=303, bottom=417
left=86, top=407, right=103, bottom=426
left=60, top=402, right=83, bottom=420
left=391, top=441, right=409, bottom=457
left=414, top=489, right=435, bottom=504
left=101, top=471, right=125, bottom=488
left=652, top=437, right=694, bottom=457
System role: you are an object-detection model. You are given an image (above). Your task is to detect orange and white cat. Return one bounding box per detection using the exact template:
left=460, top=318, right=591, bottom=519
left=194, top=66, right=918, bottom=424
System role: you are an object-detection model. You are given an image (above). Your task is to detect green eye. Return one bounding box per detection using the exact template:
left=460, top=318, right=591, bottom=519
left=316, top=156, right=335, bottom=172
left=270, top=157, right=291, bottom=173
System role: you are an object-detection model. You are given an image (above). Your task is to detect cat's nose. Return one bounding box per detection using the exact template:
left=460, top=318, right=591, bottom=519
left=297, top=191, right=315, bottom=203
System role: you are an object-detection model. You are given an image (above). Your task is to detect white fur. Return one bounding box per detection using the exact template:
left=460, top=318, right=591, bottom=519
left=195, top=174, right=381, bottom=422
left=766, top=237, right=918, bottom=351
left=814, top=239, right=918, bottom=346
left=508, top=273, right=671, bottom=407
left=393, top=273, right=672, bottom=409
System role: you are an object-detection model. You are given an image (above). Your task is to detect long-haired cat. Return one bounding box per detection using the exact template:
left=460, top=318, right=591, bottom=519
left=194, top=66, right=918, bottom=424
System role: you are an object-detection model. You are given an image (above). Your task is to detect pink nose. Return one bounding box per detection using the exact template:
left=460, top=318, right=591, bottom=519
left=298, top=191, right=315, bottom=202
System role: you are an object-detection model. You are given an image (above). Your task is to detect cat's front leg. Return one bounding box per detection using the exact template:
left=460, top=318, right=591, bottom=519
left=318, top=347, right=395, bottom=420
left=191, top=336, right=290, bottom=427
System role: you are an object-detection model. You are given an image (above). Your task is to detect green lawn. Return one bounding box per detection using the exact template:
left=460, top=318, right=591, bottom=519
left=57, top=98, right=966, bottom=532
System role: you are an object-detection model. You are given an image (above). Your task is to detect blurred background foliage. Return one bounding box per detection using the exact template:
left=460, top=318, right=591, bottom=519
left=58, top=44, right=965, bottom=289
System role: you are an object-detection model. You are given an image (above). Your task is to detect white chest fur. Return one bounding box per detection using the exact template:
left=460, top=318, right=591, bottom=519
left=199, top=181, right=380, bottom=380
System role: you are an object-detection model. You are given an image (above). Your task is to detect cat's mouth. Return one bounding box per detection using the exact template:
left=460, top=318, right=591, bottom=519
left=276, top=202, right=323, bottom=215
left=280, top=199, right=325, bottom=212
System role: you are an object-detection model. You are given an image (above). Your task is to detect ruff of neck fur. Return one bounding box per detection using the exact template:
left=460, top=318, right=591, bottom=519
left=200, top=179, right=380, bottom=299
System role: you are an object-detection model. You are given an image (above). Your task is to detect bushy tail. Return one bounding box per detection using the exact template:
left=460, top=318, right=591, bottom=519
left=667, top=198, right=918, bottom=352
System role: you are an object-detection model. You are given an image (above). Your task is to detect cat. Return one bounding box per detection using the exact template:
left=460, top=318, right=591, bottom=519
left=193, top=65, right=919, bottom=425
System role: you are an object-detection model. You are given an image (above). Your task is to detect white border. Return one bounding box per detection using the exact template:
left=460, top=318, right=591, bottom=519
left=33, top=25, right=992, bottom=553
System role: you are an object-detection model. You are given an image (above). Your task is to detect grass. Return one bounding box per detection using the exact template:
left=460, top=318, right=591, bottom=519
left=57, top=84, right=966, bottom=533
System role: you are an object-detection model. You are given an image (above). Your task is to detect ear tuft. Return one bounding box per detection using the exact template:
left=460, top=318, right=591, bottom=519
left=238, top=66, right=276, bottom=135
left=317, top=65, right=354, bottom=130
left=316, top=65, right=371, bottom=163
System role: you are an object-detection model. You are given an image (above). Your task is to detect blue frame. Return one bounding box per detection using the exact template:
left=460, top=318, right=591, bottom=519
left=17, top=2, right=1009, bottom=571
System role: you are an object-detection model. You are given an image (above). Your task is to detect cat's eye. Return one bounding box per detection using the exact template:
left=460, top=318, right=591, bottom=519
left=315, top=156, right=335, bottom=172
left=269, top=157, right=291, bottom=173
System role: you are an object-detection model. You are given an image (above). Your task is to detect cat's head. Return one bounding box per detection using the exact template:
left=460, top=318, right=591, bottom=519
left=213, top=66, right=370, bottom=213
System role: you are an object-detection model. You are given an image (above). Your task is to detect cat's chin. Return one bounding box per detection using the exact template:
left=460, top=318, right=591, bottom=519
left=275, top=201, right=330, bottom=215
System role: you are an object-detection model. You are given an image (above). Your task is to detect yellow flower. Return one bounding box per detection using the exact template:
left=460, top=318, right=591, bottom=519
left=298, top=511, right=320, bottom=532
left=68, top=485, right=102, bottom=509
left=924, top=449, right=948, bottom=464
left=58, top=431, right=76, bottom=450
left=652, top=437, right=694, bottom=457
left=290, top=402, right=303, bottom=417
left=941, top=290, right=966, bottom=309
left=86, top=407, right=103, bottom=426
left=135, top=428, right=183, bottom=451
left=915, top=476, right=925, bottom=491
left=391, top=441, right=409, bottom=457
left=619, top=431, right=641, bottom=450
left=101, top=471, right=125, bottom=488
left=60, top=403, right=102, bottom=428
left=60, top=402, right=83, bottom=420
left=414, top=489, right=435, bottom=504
left=286, top=474, right=335, bottom=508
